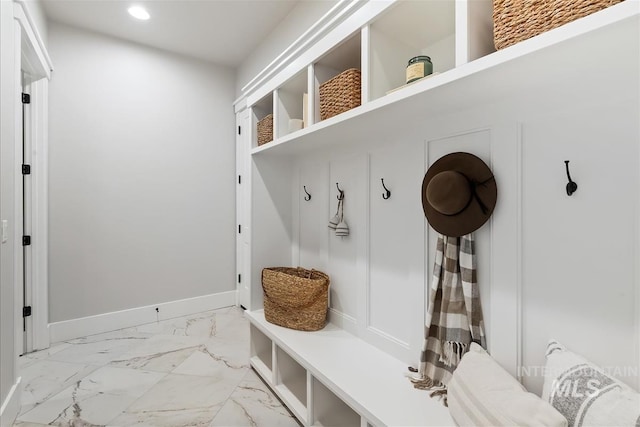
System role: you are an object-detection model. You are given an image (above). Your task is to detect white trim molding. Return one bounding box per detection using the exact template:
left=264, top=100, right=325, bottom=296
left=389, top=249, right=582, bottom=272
left=49, top=291, right=237, bottom=343
left=29, top=78, right=49, bottom=351
left=0, top=377, right=21, bottom=427
left=14, top=0, right=53, bottom=74
left=234, top=0, right=367, bottom=105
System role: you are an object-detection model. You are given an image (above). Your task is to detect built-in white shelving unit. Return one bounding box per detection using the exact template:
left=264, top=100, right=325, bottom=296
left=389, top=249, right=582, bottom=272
left=251, top=0, right=638, bottom=158
left=237, top=0, right=640, bottom=425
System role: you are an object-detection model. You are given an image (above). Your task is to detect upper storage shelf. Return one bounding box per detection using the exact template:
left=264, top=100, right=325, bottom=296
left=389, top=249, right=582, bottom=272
left=314, top=31, right=362, bottom=123
left=275, top=69, right=307, bottom=140
left=248, top=0, right=638, bottom=156
left=252, top=93, right=274, bottom=148
left=368, top=0, right=457, bottom=100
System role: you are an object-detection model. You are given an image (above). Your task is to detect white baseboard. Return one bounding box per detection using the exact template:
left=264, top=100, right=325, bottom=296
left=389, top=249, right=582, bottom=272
left=49, top=291, right=237, bottom=343
left=0, top=377, right=21, bottom=427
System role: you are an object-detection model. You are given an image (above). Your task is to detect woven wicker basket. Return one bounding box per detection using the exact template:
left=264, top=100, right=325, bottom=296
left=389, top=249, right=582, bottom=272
left=262, top=267, right=330, bottom=331
left=257, top=114, right=273, bottom=146
left=493, top=0, right=623, bottom=50
left=319, top=68, right=361, bottom=121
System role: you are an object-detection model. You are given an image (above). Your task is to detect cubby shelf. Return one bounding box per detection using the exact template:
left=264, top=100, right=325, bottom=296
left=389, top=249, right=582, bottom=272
left=312, top=378, right=361, bottom=427
left=367, top=0, right=457, bottom=101
left=275, top=346, right=308, bottom=423
left=250, top=324, right=273, bottom=381
left=251, top=1, right=639, bottom=158
left=246, top=310, right=455, bottom=427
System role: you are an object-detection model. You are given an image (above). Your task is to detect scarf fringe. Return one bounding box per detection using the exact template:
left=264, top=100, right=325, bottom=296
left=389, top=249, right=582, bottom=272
left=406, top=372, right=444, bottom=390
left=407, top=374, right=449, bottom=407
left=439, top=341, right=467, bottom=367
left=430, top=388, right=448, bottom=407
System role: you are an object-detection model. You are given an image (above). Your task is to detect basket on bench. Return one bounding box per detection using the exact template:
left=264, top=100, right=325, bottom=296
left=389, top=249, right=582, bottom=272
left=262, top=267, right=330, bottom=331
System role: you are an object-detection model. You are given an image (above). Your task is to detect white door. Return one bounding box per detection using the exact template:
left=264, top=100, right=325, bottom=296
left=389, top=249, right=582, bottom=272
left=21, top=81, right=33, bottom=354
left=236, top=110, right=251, bottom=309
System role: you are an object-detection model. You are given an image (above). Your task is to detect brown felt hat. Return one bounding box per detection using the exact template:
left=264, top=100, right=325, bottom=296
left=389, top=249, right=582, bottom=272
left=422, top=152, right=497, bottom=237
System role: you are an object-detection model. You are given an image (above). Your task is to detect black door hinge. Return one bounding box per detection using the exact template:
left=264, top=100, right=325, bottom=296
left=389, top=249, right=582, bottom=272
left=22, top=235, right=31, bottom=246
left=238, top=175, right=241, bottom=184
left=238, top=274, right=241, bottom=283
left=23, top=306, right=32, bottom=317
left=22, top=93, right=30, bottom=104
left=238, top=126, right=241, bottom=135
left=238, top=224, right=241, bottom=234
left=22, top=164, right=31, bottom=175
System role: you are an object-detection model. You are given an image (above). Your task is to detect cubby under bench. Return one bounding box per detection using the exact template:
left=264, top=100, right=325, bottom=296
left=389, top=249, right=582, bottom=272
left=246, top=310, right=455, bottom=427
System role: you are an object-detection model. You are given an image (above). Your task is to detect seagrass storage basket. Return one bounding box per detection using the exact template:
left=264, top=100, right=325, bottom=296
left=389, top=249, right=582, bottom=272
left=319, top=68, right=361, bottom=121
left=257, top=114, right=273, bottom=146
left=262, top=267, right=330, bottom=331
left=493, top=0, right=624, bottom=50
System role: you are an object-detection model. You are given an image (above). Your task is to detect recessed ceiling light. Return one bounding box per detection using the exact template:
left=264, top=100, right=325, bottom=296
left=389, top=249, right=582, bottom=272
left=128, top=6, right=150, bottom=20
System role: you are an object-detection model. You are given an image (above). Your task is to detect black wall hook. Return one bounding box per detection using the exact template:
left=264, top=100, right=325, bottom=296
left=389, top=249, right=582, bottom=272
left=336, top=182, right=344, bottom=200
left=381, top=178, right=391, bottom=200
left=565, top=160, right=578, bottom=196
left=303, top=186, right=311, bottom=201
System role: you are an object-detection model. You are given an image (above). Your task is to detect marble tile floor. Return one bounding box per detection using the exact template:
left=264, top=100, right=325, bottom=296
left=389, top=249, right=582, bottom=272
left=14, top=306, right=300, bottom=427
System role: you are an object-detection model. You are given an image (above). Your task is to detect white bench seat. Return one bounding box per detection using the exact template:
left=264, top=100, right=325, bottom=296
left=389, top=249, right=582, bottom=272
left=246, top=310, right=455, bottom=427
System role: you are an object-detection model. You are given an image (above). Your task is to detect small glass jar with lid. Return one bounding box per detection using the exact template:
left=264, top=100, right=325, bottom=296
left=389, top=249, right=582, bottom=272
left=406, top=55, right=433, bottom=84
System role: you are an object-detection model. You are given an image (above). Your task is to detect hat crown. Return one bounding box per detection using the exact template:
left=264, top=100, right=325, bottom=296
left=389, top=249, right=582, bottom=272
left=426, top=171, right=471, bottom=216
left=421, top=152, right=497, bottom=237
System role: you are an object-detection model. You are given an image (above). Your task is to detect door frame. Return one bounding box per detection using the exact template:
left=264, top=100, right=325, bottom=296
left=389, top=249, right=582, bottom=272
left=234, top=100, right=251, bottom=310
left=13, top=0, right=52, bottom=354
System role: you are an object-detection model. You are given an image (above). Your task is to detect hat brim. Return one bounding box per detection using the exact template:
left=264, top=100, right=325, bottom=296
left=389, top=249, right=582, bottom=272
left=422, top=152, right=497, bottom=237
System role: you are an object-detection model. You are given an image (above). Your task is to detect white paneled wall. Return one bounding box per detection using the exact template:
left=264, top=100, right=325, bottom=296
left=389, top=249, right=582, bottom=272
left=271, top=88, right=639, bottom=387
left=251, top=156, right=294, bottom=310
left=521, top=102, right=639, bottom=393
left=327, top=155, right=367, bottom=331
left=290, top=130, right=498, bottom=364
left=297, top=163, right=330, bottom=272
left=367, top=142, right=425, bottom=362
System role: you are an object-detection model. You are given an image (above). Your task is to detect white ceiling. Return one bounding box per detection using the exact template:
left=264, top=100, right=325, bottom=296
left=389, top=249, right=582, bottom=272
left=41, top=0, right=300, bottom=67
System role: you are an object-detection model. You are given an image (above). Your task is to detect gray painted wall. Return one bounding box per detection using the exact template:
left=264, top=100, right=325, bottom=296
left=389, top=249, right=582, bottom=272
left=48, top=23, right=236, bottom=323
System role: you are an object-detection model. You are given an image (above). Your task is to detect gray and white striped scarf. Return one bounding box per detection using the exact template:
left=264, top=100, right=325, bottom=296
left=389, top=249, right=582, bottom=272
left=410, top=233, right=486, bottom=403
